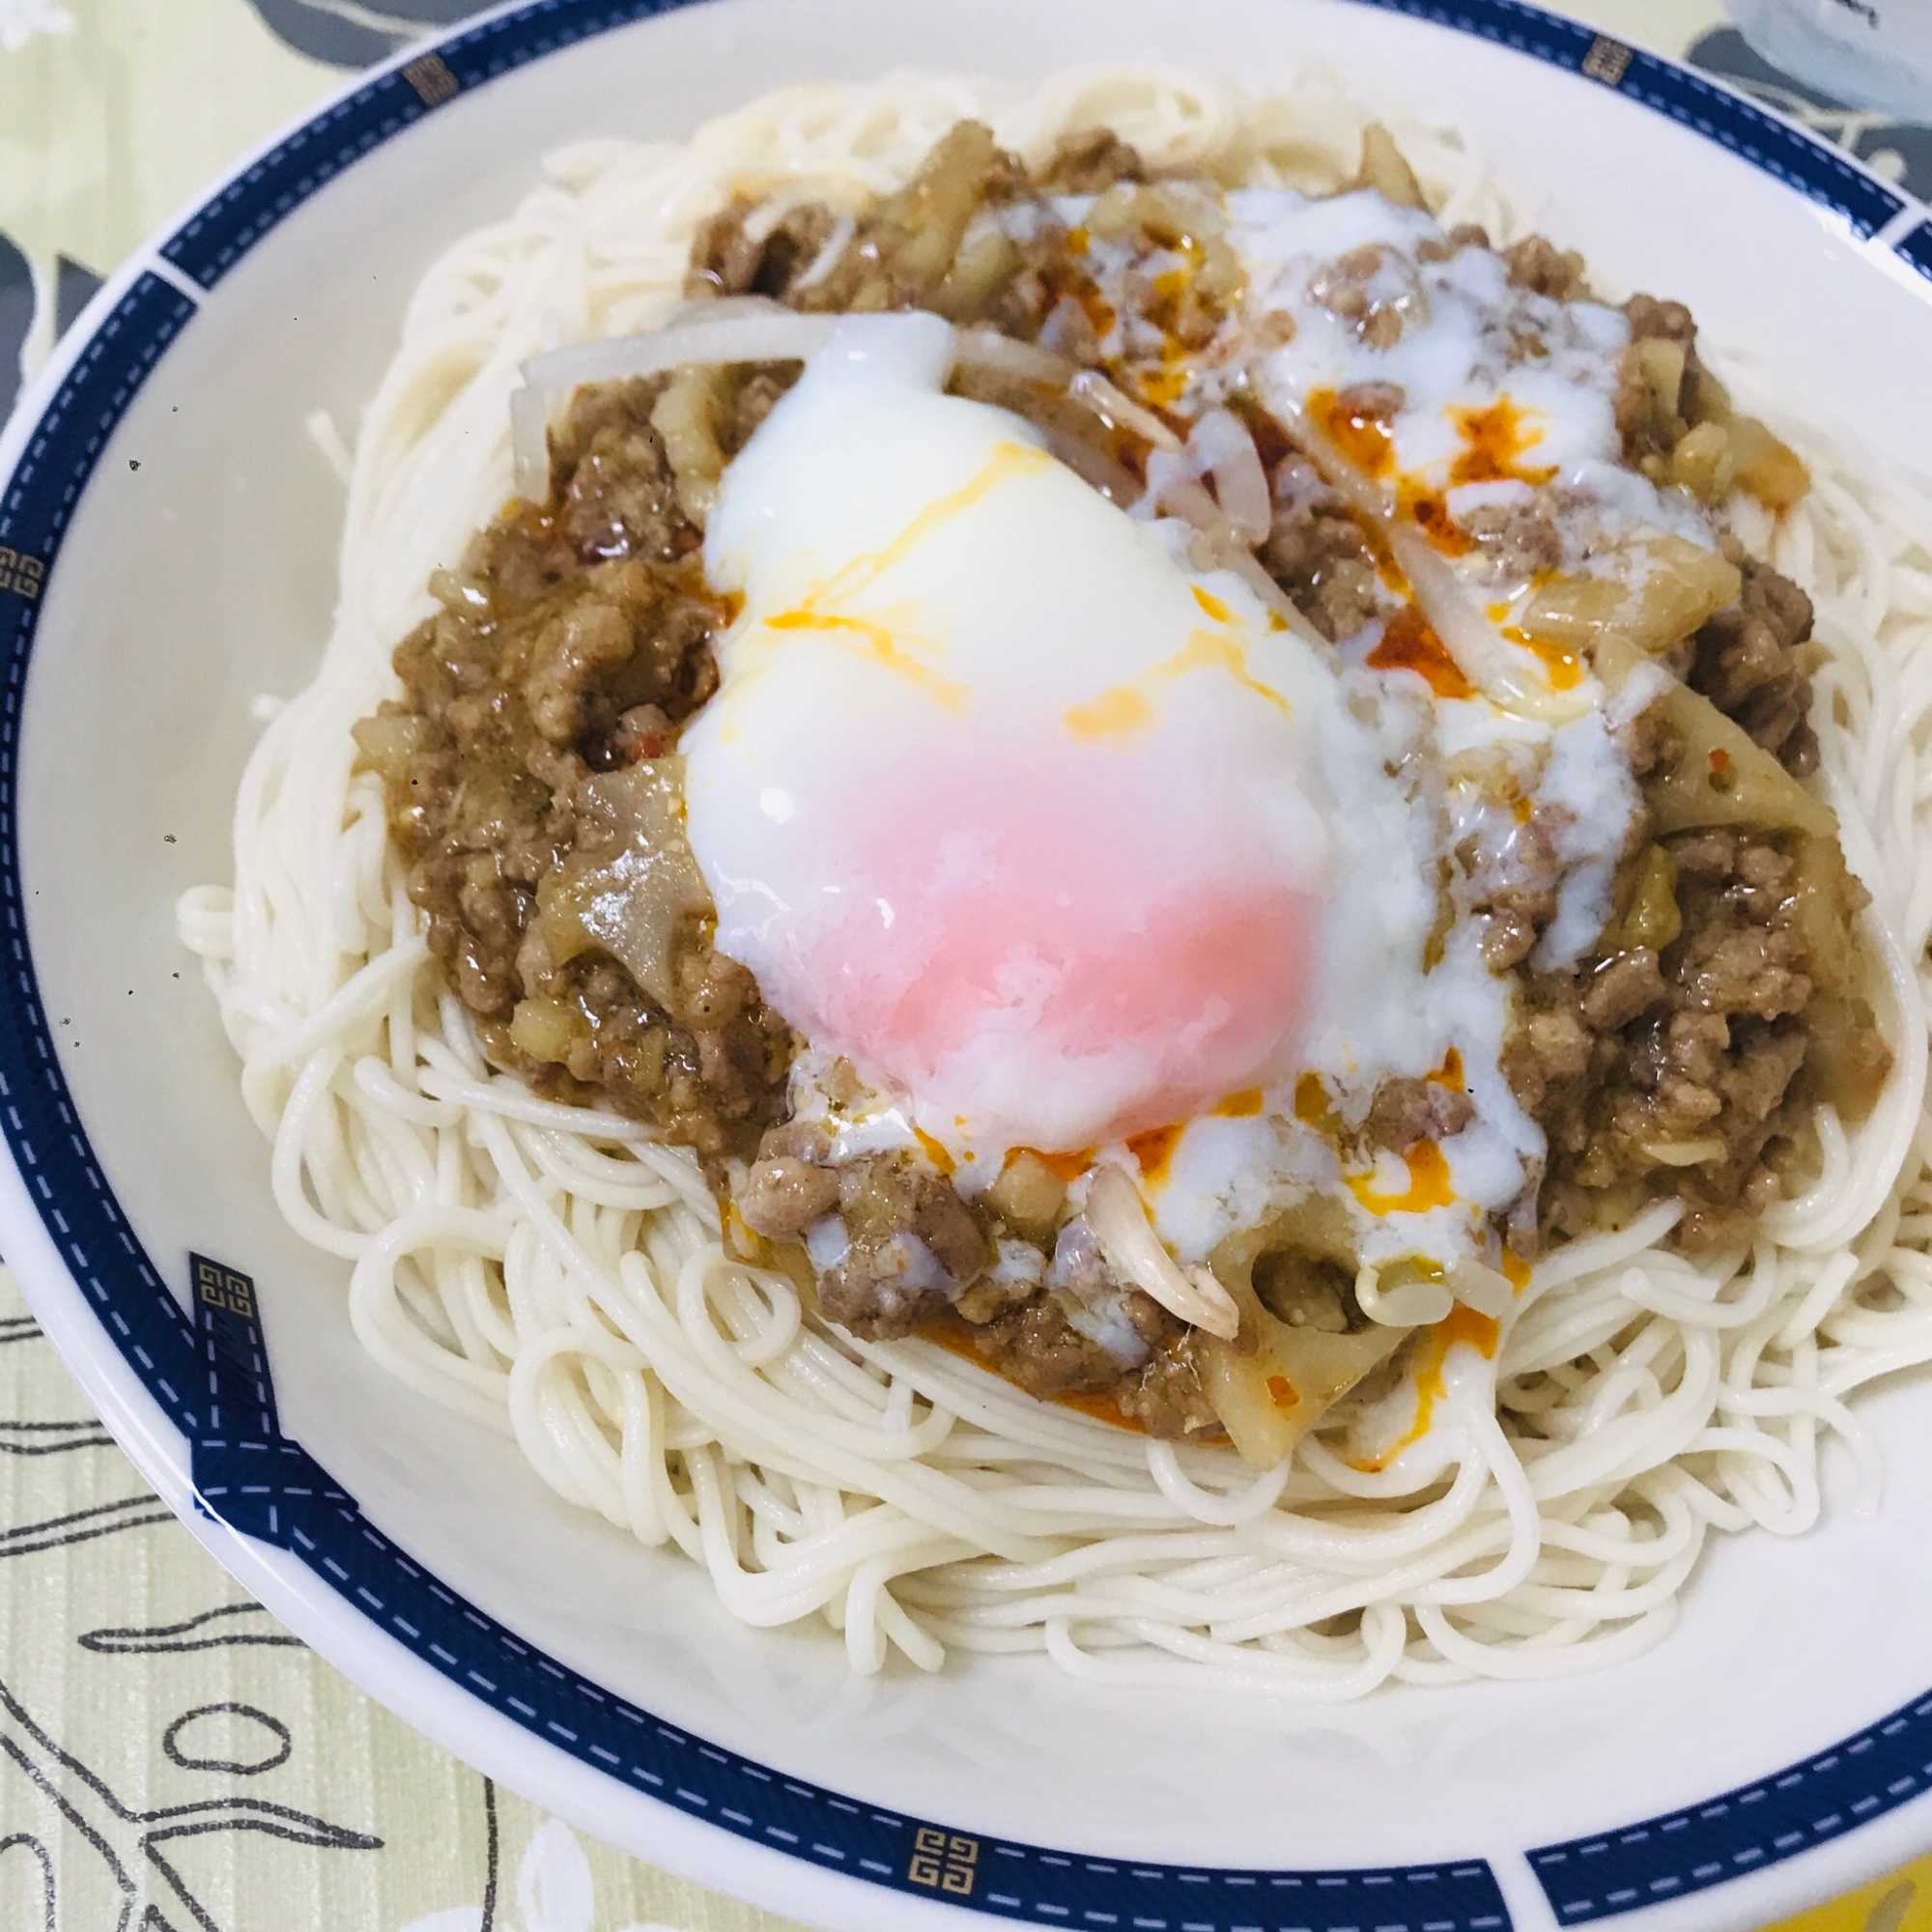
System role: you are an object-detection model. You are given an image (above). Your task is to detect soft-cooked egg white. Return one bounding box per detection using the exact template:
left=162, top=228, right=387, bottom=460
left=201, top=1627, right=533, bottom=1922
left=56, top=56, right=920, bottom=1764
left=686, top=312, right=1354, bottom=1160
left=681, top=310, right=1571, bottom=1287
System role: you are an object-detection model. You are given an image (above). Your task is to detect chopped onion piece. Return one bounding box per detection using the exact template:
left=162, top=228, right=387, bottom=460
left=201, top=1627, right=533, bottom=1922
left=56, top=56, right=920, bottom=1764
left=1445, top=1258, right=1514, bottom=1319
left=535, top=759, right=707, bottom=1009
left=1086, top=1165, right=1240, bottom=1341
left=1147, top=461, right=1220, bottom=532
left=1256, top=397, right=1375, bottom=518
left=1189, top=408, right=1272, bottom=546
left=1042, top=423, right=1140, bottom=507
left=506, top=312, right=1343, bottom=681
left=1641, top=1138, right=1730, bottom=1168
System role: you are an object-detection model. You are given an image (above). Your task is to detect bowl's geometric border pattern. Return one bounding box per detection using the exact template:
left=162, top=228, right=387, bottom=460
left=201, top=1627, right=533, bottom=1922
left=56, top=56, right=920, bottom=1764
left=1528, top=1695, right=1932, bottom=1921
left=154, top=0, right=1918, bottom=295
left=1898, top=220, right=1932, bottom=285
left=1, top=0, right=1928, bottom=1922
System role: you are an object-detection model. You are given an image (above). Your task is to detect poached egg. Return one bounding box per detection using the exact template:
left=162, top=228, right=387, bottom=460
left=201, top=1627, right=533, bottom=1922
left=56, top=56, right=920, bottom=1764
left=684, top=313, right=1350, bottom=1162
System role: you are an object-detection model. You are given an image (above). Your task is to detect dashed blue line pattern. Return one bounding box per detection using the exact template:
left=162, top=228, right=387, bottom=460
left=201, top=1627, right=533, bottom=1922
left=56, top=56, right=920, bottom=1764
left=1897, top=220, right=1932, bottom=284
left=1529, top=1692, right=1932, bottom=1921
left=0, top=274, right=194, bottom=566
left=191, top=1254, right=354, bottom=1546
left=1608, top=43, right=1902, bottom=236
left=160, top=68, right=438, bottom=287
left=1365, top=0, right=1598, bottom=68
left=160, top=0, right=694, bottom=288
left=0, top=271, right=201, bottom=1440
left=191, top=1253, right=278, bottom=1436
left=177, top=1250, right=1514, bottom=1925
left=159, top=0, right=1910, bottom=292
left=1350, top=0, right=1903, bottom=235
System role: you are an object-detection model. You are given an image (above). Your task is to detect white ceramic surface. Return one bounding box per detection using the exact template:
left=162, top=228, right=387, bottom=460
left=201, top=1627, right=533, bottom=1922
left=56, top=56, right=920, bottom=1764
left=3, top=3, right=1930, bottom=1928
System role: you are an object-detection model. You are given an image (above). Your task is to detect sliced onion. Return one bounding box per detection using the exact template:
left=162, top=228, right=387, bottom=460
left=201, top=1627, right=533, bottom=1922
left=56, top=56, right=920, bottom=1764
left=506, top=308, right=1367, bottom=698
left=512, top=311, right=1058, bottom=507
left=1264, top=396, right=1383, bottom=525
left=1042, top=422, right=1140, bottom=506
left=1640, top=1137, right=1730, bottom=1168
left=1445, top=1258, right=1515, bottom=1319
left=511, top=310, right=842, bottom=501
left=1086, top=1165, right=1240, bottom=1341
left=1145, top=463, right=1329, bottom=647
left=953, top=327, right=1073, bottom=387
left=1391, top=529, right=1589, bottom=724
left=1145, top=452, right=1214, bottom=526
left=509, top=381, right=551, bottom=503
left=1220, top=546, right=1324, bottom=640
left=522, top=311, right=839, bottom=399
left=1068, top=369, right=1182, bottom=452
left=790, top=212, right=857, bottom=295
left=1189, top=408, right=1272, bottom=547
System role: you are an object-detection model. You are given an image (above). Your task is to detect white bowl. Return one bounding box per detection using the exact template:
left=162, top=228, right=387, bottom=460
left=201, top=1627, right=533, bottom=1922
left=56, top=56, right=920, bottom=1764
left=4, top=3, right=1932, bottom=1928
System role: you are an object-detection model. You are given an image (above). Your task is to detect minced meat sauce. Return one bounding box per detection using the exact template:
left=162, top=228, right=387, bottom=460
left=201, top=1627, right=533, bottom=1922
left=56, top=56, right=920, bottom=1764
left=357, top=120, right=1889, bottom=1438
left=353, top=375, right=799, bottom=1160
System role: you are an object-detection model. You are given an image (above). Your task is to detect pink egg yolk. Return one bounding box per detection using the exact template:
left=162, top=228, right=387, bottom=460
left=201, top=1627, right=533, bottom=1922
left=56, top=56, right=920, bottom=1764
left=749, top=743, right=1321, bottom=1154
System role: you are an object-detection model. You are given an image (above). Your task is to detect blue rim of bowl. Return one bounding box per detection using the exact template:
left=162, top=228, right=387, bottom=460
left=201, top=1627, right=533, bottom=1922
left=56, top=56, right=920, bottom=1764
left=2, top=2, right=1931, bottom=1924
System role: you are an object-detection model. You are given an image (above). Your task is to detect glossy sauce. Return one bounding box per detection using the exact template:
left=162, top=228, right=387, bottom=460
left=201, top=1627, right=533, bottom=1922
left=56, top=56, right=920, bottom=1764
left=914, top=1125, right=957, bottom=1175
left=1501, top=621, right=1585, bottom=693
left=1310, top=384, right=1397, bottom=478
left=1400, top=482, right=1475, bottom=557
left=1449, top=397, right=1557, bottom=489
left=1348, top=1139, right=1457, bottom=1215
left=1215, top=1088, right=1265, bottom=1118
left=1017, top=1146, right=1094, bottom=1183
left=1367, top=607, right=1475, bottom=700
left=1127, top=1122, right=1185, bottom=1186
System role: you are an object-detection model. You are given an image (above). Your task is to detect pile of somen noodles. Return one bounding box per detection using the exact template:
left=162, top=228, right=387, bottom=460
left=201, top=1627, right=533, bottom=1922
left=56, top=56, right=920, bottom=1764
left=181, top=70, right=1932, bottom=1691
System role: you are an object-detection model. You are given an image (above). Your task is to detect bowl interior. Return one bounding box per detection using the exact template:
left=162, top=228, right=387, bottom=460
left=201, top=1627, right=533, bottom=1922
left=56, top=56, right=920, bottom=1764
left=14, top=0, right=1932, bottom=1893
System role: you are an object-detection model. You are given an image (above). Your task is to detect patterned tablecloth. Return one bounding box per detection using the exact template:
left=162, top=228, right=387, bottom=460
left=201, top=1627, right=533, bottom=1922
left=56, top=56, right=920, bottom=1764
left=3, top=4, right=1931, bottom=1928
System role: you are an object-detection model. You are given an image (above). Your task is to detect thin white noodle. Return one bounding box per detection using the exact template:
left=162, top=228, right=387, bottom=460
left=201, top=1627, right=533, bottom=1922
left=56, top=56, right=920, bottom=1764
left=182, top=68, right=1932, bottom=1690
